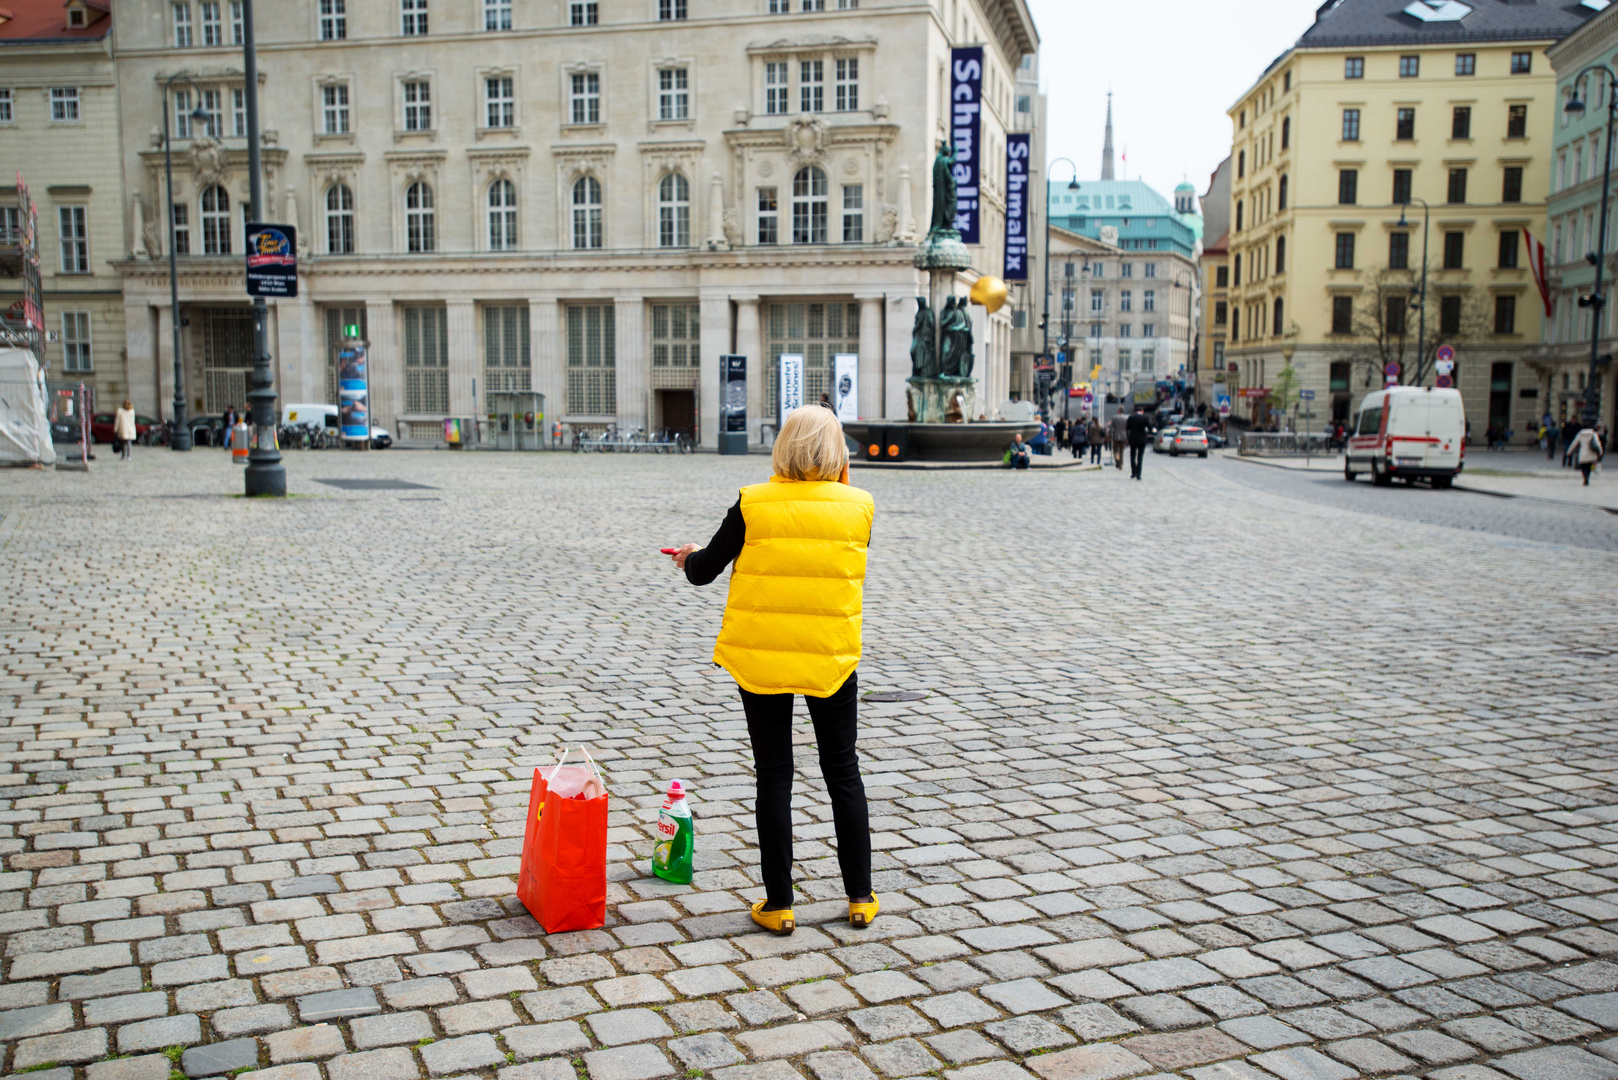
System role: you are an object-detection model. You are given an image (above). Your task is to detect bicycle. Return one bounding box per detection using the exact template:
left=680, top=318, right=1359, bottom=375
left=138, top=425, right=169, bottom=448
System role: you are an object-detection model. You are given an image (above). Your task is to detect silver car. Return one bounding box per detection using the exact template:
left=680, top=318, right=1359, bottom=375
left=1168, top=425, right=1210, bottom=457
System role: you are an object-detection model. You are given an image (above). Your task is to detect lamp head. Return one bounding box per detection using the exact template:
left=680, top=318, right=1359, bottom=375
left=1397, top=206, right=1408, bottom=228
left=1567, top=90, right=1588, bottom=116
left=1067, top=178, right=1080, bottom=190
left=190, top=104, right=210, bottom=127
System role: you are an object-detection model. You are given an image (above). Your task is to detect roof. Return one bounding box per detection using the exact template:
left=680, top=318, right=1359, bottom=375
left=1204, top=230, right=1230, bottom=257
left=1046, top=179, right=1180, bottom=218
left=0, top=0, right=109, bottom=43
left=1297, top=0, right=1598, bottom=49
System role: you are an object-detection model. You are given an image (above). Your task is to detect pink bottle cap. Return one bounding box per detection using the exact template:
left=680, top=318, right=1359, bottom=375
left=667, top=779, right=685, bottom=799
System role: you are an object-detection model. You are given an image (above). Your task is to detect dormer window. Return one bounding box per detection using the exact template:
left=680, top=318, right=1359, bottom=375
left=68, top=9, right=86, bottom=26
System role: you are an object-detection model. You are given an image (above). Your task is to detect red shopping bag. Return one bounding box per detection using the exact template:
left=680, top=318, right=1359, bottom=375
left=517, top=750, right=608, bottom=933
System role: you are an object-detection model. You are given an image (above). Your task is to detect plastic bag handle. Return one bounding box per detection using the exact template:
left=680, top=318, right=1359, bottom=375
left=547, top=746, right=607, bottom=792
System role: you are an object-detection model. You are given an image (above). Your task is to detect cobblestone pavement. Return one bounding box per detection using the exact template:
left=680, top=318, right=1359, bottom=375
left=2, top=450, right=1617, bottom=1080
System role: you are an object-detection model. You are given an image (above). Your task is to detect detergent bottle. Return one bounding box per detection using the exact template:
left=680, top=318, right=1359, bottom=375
left=651, top=779, right=694, bottom=885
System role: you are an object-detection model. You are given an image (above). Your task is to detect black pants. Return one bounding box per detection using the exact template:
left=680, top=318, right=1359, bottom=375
left=741, top=672, right=870, bottom=908
left=1129, top=443, right=1146, bottom=478
left=1071, top=441, right=1085, bottom=459
left=1581, top=463, right=1594, bottom=485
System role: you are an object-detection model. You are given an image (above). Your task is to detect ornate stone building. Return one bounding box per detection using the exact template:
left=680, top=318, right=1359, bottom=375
left=107, top=0, right=1037, bottom=445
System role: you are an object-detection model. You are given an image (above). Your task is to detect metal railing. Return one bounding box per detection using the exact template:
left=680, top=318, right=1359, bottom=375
left=1237, top=432, right=1336, bottom=457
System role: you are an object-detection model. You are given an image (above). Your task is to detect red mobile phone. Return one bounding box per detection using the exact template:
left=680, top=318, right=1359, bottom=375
left=660, top=548, right=679, bottom=555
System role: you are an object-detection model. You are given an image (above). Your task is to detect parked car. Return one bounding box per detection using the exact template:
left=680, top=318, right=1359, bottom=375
left=1153, top=425, right=1178, bottom=453
left=90, top=412, right=160, bottom=444
left=368, top=426, right=393, bottom=450
left=50, top=417, right=80, bottom=443
left=1168, top=425, right=1210, bottom=457
left=1344, top=386, right=1465, bottom=488
left=1205, top=430, right=1228, bottom=450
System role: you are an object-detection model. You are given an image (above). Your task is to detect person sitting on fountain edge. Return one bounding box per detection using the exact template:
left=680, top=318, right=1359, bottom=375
left=1006, top=432, right=1031, bottom=470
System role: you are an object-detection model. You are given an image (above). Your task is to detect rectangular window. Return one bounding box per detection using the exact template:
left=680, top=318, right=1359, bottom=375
left=659, top=0, right=686, bottom=19
left=402, top=306, right=450, bottom=414
left=1342, top=108, right=1360, bottom=141
left=485, top=76, right=515, bottom=128
left=1389, top=231, right=1409, bottom=270
left=323, top=84, right=350, bottom=134
left=1338, top=169, right=1358, bottom=205
left=1386, top=296, right=1406, bottom=336
left=232, top=87, right=246, bottom=137
left=1335, top=232, right=1355, bottom=269
left=483, top=305, right=531, bottom=392
left=1494, top=294, right=1516, bottom=333
left=484, top=0, right=512, bottom=30
left=58, top=206, right=88, bottom=273
left=401, top=0, right=428, bottom=36
left=230, top=0, right=243, bottom=43
left=1396, top=107, right=1415, bottom=140
left=319, top=0, right=346, bottom=40
left=403, top=80, right=431, bottom=131
left=1331, top=295, right=1353, bottom=334
left=1455, top=52, right=1475, bottom=76
left=800, top=60, right=824, bottom=113
left=570, top=0, right=598, bottom=24
left=1443, top=231, right=1463, bottom=269
left=50, top=87, right=80, bottom=123
left=201, top=1, right=222, bottom=45
left=61, top=312, right=92, bottom=372
left=1142, top=290, right=1156, bottom=312
left=1120, top=262, right=1133, bottom=279
left=1447, top=167, right=1467, bottom=204
left=658, top=68, right=689, bottom=120
left=1144, top=263, right=1156, bottom=278
left=1452, top=106, right=1470, bottom=139
left=841, top=184, right=863, bottom=242
left=1440, top=295, right=1462, bottom=334
left=175, top=89, right=195, bottom=138
left=1119, top=290, right=1132, bottom=312
left=802, top=0, right=825, bottom=9
left=835, top=58, right=859, bottom=112
left=757, top=186, right=778, bottom=244
left=650, top=302, right=700, bottom=370
left=1090, top=289, right=1103, bottom=313
left=566, top=303, right=616, bottom=415
left=200, top=88, right=223, bottom=138
left=1510, top=52, right=1531, bottom=75
left=0, top=89, right=11, bottom=123
left=171, top=203, right=190, bottom=255
left=769, top=0, right=788, bottom=10
left=1502, top=166, right=1522, bottom=204
left=174, top=2, right=193, bottom=46
left=1507, top=103, right=1527, bottom=138
left=1498, top=230, right=1519, bottom=269
left=1143, top=324, right=1156, bottom=338
left=570, top=73, right=600, bottom=124
left=1399, top=55, right=1419, bottom=78
left=765, top=62, right=789, bottom=115
left=1215, top=300, right=1227, bottom=325
left=1345, top=57, right=1364, bottom=79
left=1216, top=265, right=1228, bottom=287
left=1392, top=169, right=1412, bottom=205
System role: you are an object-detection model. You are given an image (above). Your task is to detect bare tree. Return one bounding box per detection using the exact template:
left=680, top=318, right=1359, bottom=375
left=1338, top=265, right=1494, bottom=387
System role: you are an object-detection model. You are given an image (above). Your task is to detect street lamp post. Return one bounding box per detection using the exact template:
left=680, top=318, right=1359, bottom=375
left=1042, top=158, right=1080, bottom=416
left=1396, top=197, right=1431, bottom=384
left=163, top=74, right=212, bottom=452
left=240, top=0, right=286, bottom=496
left=1565, top=67, right=1617, bottom=431
left=1173, top=270, right=1194, bottom=409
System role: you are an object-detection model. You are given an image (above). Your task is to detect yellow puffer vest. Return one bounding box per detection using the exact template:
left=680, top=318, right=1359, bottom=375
left=713, top=477, right=874, bottom=697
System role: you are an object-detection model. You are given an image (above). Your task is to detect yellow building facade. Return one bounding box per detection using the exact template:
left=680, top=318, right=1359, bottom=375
left=1224, top=1, right=1595, bottom=433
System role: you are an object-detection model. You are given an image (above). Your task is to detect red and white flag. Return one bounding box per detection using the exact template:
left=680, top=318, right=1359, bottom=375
left=1524, top=228, right=1553, bottom=318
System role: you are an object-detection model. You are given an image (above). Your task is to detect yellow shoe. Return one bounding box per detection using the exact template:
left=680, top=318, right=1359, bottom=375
left=848, top=894, right=880, bottom=929
left=750, top=900, right=795, bottom=936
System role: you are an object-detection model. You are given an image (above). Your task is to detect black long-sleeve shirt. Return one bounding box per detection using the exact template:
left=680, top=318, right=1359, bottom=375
left=683, top=496, right=871, bottom=586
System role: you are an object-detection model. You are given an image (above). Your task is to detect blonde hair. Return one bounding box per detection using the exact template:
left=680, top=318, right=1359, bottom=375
left=122, top=399, right=133, bottom=410
left=772, top=405, right=848, bottom=481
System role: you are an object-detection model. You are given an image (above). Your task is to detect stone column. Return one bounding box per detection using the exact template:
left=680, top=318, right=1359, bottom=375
left=883, top=294, right=912, bottom=419
left=155, top=303, right=175, bottom=423
left=707, top=173, right=726, bottom=248
left=614, top=296, right=647, bottom=430
left=532, top=299, right=564, bottom=435
left=732, top=295, right=761, bottom=444
left=446, top=299, right=478, bottom=417
left=856, top=295, right=883, bottom=420
left=366, top=300, right=399, bottom=435
left=897, top=166, right=915, bottom=242
left=127, top=298, right=158, bottom=417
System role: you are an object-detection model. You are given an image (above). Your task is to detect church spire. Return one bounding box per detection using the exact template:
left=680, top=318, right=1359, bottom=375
left=1101, top=91, right=1115, bottom=181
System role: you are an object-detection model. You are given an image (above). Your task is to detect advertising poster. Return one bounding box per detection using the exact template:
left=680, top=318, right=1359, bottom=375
left=338, top=340, right=369, bottom=441
left=832, top=354, right=858, bottom=422
left=722, top=354, right=747, bottom=434
left=950, top=46, right=984, bottom=244
left=778, top=354, right=804, bottom=428
left=245, top=223, right=298, bottom=298
left=1003, top=133, right=1030, bottom=281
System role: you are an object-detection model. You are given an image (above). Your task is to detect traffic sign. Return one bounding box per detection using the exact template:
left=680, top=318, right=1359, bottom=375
left=1299, top=389, right=1316, bottom=401
left=1081, top=392, right=1094, bottom=405
left=1384, top=361, right=1401, bottom=377
left=1216, top=394, right=1232, bottom=417
left=1435, top=359, right=1454, bottom=376
left=246, top=223, right=298, bottom=298
left=1436, top=344, right=1455, bottom=362
left=1435, top=374, right=1454, bottom=388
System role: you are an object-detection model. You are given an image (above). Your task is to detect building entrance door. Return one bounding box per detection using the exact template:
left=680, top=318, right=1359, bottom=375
left=658, top=389, right=695, bottom=438
left=201, top=308, right=254, bottom=415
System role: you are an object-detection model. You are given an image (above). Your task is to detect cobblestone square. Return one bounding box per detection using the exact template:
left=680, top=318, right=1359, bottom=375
left=1, top=450, right=1616, bottom=1080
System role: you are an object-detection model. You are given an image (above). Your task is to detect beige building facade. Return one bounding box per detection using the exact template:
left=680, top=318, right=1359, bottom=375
left=105, top=0, right=1037, bottom=445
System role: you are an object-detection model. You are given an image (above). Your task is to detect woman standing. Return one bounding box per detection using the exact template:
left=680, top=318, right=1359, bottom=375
left=113, top=399, right=137, bottom=461
left=669, top=406, right=877, bottom=936
left=1087, top=417, right=1105, bottom=464
left=1069, top=416, right=1088, bottom=459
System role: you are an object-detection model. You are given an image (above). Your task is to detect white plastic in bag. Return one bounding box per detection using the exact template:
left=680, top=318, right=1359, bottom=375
left=547, top=749, right=606, bottom=800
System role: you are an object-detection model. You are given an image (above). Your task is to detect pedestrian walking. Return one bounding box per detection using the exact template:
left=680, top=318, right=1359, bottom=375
left=1053, top=417, right=1069, bottom=451
left=1543, top=421, right=1557, bottom=460
left=1069, top=417, right=1087, bottom=459
left=1108, top=409, right=1128, bottom=470
left=1087, top=417, right=1104, bottom=464
left=113, top=399, right=137, bottom=461
left=1571, top=423, right=1604, bottom=486
left=1562, top=417, right=1579, bottom=467
left=666, top=406, right=876, bottom=936
left=1126, top=404, right=1152, bottom=480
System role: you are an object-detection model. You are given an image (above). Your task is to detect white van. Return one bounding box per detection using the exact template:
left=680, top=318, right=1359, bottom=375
left=282, top=403, right=340, bottom=432
left=1344, top=385, right=1465, bottom=488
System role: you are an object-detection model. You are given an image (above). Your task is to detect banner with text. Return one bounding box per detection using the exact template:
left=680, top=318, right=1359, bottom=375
left=950, top=46, right=983, bottom=244
left=722, top=354, right=747, bottom=434
left=1004, top=133, right=1030, bottom=280
left=777, top=354, right=804, bottom=428
left=832, top=354, right=858, bottom=422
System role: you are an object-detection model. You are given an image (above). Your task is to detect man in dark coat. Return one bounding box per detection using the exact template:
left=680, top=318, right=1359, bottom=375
left=1125, top=404, right=1153, bottom=481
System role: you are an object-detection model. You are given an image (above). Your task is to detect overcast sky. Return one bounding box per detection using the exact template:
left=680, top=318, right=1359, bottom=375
left=1025, top=0, right=1320, bottom=200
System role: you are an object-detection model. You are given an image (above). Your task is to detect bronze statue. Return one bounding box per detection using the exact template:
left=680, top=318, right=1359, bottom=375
left=909, top=297, right=937, bottom=378
left=940, top=296, right=974, bottom=379
left=929, top=142, right=958, bottom=237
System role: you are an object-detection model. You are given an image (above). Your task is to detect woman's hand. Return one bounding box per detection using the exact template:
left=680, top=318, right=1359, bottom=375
left=670, top=543, right=699, bottom=570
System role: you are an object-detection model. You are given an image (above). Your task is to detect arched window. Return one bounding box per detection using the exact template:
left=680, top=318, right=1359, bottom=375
left=1278, top=174, right=1288, bottom=211
left=791, top=166, right=827, bottom=244
left=1275, top=235, right=1286, bottom=274
left=325, top=184, right=354, bottom=254
left=487, top=178, right=517, bottom=251
left=201, top=184, right=231, bottom=255
left=1272, top=297, right=1284, bottom=336
left=572, top=175, right=602, bottom=249
left=406, top=181, right=435, bottom=253
left=657, top=172, right=690, bottom=247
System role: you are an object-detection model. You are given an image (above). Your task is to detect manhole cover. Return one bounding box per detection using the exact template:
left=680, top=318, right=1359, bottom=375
left=314, top=479, right=437, bottom=491
left=864, top=691, right=926, bottom=702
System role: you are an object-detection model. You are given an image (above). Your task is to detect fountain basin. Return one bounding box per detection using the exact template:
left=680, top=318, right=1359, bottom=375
left=843, top=420, right=1042, bottom=462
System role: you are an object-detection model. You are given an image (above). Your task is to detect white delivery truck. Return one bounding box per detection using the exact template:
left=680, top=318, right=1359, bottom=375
left=1344, top=385, right=1465, bottom=488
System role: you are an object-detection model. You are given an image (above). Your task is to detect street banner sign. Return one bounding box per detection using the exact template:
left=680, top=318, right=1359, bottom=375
left=1238, top=387, right=1268, bottom=398
left=1002, top=133, right=1030, bottom=280
left=1299, top=389, right=1316, bottom=401
left=245, top=223, right=297, bottom=297
left=949, top=47, right=984, bottom=244
left=722, top=354, right=746, bottom=432
left=832, top=353, right=858, bottom=422
left=338, top=338, right=369, bottom=441
left=777, top=353, right=803, bottom=427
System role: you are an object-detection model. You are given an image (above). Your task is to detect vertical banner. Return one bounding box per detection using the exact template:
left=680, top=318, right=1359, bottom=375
left=950, top=46, right=984, bottom=244
left=778, top=353, right=804, bottom=428
left=832, top=354, right=858, bottom=421
left=1004, top=133, right=1030, bottom=281
left=722, top=354, right=747, bottom=433
left=338, top=339, right=369, bottom=441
